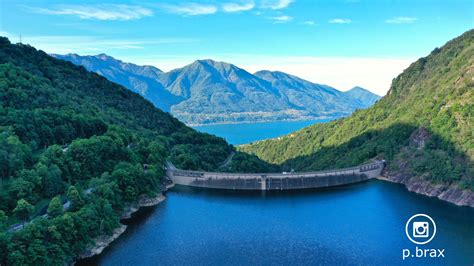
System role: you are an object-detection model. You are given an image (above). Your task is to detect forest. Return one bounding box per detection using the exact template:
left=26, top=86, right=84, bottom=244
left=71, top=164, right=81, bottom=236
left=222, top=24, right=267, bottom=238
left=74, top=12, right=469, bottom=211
left=0, top=37, right=274, bottom=265
left=241, top=30, right=474, bottom=191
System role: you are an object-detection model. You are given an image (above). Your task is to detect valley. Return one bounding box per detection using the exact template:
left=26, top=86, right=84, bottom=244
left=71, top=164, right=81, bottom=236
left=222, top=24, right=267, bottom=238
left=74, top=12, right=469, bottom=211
left=241, top=30, right=474, bottom=207
left=0, top=14, right=472, bottom=265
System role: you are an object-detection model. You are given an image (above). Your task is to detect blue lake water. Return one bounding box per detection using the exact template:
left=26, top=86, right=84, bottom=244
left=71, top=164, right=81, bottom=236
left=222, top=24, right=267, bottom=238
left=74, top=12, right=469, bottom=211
left=193, top=119, right=333, bottom=145
left=78, top=121, right=473, bottom=265
left=79, top=180, right=474, bottom=265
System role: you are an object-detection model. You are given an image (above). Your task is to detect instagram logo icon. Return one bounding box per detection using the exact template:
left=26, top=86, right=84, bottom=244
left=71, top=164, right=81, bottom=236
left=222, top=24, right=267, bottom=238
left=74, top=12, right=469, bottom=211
left=412, top=221, right=429, bottom=238
left=405, top=214, right=436, bottom=245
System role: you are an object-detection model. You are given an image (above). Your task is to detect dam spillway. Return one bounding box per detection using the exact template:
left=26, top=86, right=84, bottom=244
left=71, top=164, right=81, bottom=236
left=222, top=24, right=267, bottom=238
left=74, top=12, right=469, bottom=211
left=166, top=160, right=385, bottom=191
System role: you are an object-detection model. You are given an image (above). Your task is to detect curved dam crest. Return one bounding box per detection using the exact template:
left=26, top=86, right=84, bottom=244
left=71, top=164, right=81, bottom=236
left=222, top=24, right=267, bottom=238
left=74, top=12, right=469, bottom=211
left=166, top=160, right=385, bottom=190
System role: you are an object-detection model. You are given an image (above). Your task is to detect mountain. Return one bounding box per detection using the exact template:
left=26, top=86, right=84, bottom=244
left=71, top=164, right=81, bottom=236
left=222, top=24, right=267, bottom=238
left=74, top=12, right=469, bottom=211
left=157, top=59, right=290, bottom=124
left=52, top=55, right=381, bottom=125
left=0, top=37, right=274, bottom=264
left=240, top=30, right=474, bottom=207
left=253, top=70, right=370, bottom=114
left=52, top=53, right=181, bottom=111
left=343, top=86, right=381, bottom=107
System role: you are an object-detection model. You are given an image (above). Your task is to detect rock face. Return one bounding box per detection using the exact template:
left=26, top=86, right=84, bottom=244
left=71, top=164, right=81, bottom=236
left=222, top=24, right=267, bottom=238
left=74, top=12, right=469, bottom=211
left=77, top=193, right=166, bottom=262
left=77, top=224, right=127, bottom=260
left=383, top=127, right=474, bottom=207
left=121, top=194, right=166, bottom=219
left=384, top=170, right=474, bottom=207
left=409, top=127, right=430, bottom=149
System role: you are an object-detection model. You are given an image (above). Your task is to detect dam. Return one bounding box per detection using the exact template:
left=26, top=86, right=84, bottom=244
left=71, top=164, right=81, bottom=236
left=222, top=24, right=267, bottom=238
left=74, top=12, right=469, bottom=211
left=166, top=160, right=385, bottom=191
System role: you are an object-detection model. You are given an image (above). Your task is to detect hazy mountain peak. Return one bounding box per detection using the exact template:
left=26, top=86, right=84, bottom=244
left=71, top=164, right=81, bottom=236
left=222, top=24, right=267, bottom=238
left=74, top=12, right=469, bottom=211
left=54, top=53, right=380, bottom=125
left=344, top=86, right=381, bottom=107
left=96, top=53, right=111, bottom=60
left=63, top=53, right=80, bottom=59
left=254, top=69, right=341, bottom=95
left=190, top=59, right=239, bottom=72
left=194, top=58, right=218, bottom=65
left=347, top=86, right=378, bottom=95
left=191, top=59, right=219, bottom=69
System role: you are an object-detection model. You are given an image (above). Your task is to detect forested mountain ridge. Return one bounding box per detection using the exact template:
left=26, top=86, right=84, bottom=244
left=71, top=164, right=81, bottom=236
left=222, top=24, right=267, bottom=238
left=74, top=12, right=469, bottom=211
left=53, top=54, right=380, bottom=125
left=0, top=37, right=274, bottom=265
left=240, top=30, right=474, bottom=206
left=52, top=53, right=182, bottom=112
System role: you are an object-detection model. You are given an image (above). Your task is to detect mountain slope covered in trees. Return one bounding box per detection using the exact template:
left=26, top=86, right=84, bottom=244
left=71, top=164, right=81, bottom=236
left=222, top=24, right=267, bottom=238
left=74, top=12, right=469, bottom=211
left=0, top=37, right=274, bottom=265
left=52, top=53, right=182, bottom=112
left=53, top=54, right=380, bottom=125
left=241, top=30, right=474, bottom=204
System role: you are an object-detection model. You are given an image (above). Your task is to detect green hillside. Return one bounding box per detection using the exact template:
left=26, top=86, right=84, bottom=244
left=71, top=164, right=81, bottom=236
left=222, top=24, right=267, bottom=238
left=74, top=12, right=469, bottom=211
left=241, top=30, right=473, bottom=190
left=0, top=37, right=273, bottom=265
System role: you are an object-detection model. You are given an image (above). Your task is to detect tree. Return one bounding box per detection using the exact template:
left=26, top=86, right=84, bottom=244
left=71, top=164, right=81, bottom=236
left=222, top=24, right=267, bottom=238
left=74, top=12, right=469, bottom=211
left=0, top=232, right=8, bottom=265
left=8, top=177, right=35, bottom=203
left=40, top=164, right=64, bottom=197
left=111, top=163, right=142, bottom=201
left=66, top=186, right=83, bottom=211
left=0, top=128, right=32, bottom=180
left=147, top=140, right=167, bottom=164
left=0, top=210, right=7, bottom=231
left=0, top=36, right=281, bottom=265
left=13, top=199, right=34, bottom=225
left=47, top=196, right=63, bottom=217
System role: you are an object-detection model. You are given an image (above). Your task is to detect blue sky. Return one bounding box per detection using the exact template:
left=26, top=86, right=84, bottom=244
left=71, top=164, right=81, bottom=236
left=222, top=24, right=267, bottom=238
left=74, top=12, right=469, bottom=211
left=1, top=0, right=472, bottom=94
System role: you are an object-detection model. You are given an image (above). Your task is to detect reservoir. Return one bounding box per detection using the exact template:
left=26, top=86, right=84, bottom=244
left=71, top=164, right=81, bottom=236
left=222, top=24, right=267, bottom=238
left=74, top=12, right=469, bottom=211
left=79, top=180, right=474, bottom=265
left=79, top=121, right=473, bottom=265
left=193, top=118, right=333, bottom=145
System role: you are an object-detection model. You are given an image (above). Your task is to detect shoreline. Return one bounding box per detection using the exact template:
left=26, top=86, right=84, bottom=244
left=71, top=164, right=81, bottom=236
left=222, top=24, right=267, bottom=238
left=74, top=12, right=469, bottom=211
left=121, top=193, right=166, bottom=220
left=377, top=173, right=474, bottom=208
left=76, top=224, right=128, bottom=261
left=75, top=190, right=169, bottom=263
left=188, top=116, right=338, bottom=127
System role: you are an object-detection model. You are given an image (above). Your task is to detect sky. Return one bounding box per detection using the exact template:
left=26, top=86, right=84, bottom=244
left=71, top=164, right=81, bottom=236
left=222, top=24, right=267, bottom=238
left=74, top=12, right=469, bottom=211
left=0, top=0, right=472, bottom=95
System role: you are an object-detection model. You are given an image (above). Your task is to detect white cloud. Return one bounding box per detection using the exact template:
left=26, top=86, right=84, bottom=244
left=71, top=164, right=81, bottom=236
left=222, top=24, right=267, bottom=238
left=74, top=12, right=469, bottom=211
left=160, top=3, right=217, bottom=16
left=130, top=54, right=413, bottom=96
left=222, top=2, right=255, bottom=12
left=2, top=32, right=198, bottom=54
left=268, top=15, right=293, bottom=23
left=385, top=17, right=418, bottom=24
left=27, top=4, right=153, bottom=21
left=329, top=18, right=352, bottom=24
left=261, top=0, right=294, bottom=10
left=302, top=20, right=316, bottom=26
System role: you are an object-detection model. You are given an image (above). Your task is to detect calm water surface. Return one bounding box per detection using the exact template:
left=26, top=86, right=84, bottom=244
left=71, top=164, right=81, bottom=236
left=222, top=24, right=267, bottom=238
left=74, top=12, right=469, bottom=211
left=193, top=119, right=333, bottom=145
left=80, top=180, right=474, bottom=265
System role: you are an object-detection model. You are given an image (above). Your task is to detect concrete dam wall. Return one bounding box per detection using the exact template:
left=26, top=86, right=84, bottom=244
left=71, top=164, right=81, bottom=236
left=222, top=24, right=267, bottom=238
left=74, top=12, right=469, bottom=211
left=166, top=160, right=385, bottom=191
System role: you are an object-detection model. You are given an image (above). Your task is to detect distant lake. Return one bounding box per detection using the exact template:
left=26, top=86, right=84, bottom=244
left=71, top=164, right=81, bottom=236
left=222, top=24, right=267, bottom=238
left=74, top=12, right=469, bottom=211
left=79, top=180, right=474, bottom=265
left=193, top=119, right=333, bottom=145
